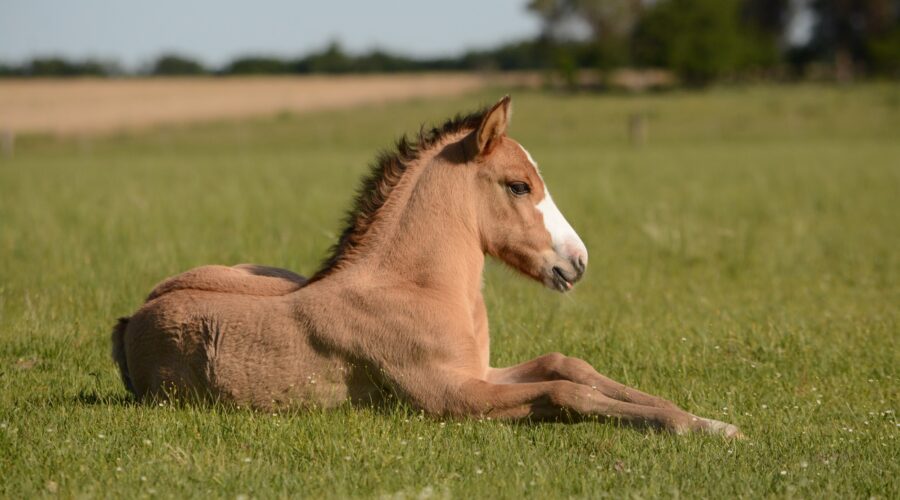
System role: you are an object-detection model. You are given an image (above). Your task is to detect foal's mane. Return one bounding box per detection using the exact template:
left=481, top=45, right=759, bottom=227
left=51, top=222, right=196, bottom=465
left=309, top=106, right=488, bottom=282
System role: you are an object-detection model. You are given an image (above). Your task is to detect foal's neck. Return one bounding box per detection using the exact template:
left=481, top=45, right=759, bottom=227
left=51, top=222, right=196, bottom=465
left=357, top=137, right=484, bottom=306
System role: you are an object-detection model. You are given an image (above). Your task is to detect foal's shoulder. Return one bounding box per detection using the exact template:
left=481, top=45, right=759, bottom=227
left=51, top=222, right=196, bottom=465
left=146, top=264, right=307, bottom=301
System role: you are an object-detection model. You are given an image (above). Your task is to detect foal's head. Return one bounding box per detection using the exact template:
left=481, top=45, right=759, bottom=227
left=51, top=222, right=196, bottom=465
left=465, top=96, right=588, bottom=292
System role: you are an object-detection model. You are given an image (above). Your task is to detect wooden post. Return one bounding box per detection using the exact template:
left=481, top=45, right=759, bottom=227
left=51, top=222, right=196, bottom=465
left=1, top=130, right=14, bottom=158
left=628, top=112, right=646, bottom=147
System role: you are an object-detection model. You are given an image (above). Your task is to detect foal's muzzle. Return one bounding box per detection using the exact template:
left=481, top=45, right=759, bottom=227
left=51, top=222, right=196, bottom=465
left=546, top=254, right=587, bottom=292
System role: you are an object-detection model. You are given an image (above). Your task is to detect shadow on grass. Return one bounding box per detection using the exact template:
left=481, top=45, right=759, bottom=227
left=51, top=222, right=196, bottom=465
left=72, top=390, right=136, bottom=407
left=63, top=387, right=669, bottom=438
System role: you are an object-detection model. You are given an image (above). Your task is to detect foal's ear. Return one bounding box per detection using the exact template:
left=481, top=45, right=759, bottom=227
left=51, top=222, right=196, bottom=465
left=475, top=95, right=511, bottom=156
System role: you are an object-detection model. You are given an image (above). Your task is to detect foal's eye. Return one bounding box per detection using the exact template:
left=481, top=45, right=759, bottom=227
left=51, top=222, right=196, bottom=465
left=507, top=182, right=531, bottom=196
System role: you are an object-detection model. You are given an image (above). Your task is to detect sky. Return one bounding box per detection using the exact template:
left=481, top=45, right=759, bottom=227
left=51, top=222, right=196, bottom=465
left=1, top=0, right=541, bottom=69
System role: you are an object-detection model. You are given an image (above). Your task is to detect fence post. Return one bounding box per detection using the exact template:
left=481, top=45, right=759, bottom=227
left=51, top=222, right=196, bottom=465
left=1, top=129, right=15, bottom=158
left=628, top=113, right=646, bottom=147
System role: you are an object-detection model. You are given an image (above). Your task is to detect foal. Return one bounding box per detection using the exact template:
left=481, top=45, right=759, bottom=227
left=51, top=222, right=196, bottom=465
left=112, top=96, right=742, bottom=438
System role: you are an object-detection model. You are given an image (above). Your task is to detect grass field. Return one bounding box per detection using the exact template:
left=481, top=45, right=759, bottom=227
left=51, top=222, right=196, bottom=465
left=1, top=84, right=898, bottom=498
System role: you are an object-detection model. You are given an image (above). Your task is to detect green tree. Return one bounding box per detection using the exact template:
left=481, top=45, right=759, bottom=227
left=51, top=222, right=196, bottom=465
left=0, top=64, right=20, bottom=76
left=25, top=57, right=114, bottom=77
left=868, top=26, right=900, bottom=76
left=151, top=54, right=206, bottom=76
left=528, top=0, right=642, bottom=80
left=299, top=41, right=352, bottom=74
left=634, top=0, right=772, bottom=84
left=808, top=0, right=900, bottom=78
left=225, top=56, right=291, bottom=75
left=740, top=0, right=790, bottom=69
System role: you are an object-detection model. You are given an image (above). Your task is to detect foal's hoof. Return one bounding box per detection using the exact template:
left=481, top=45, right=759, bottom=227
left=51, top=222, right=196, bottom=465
left=701, top=418, right=745, bottom=439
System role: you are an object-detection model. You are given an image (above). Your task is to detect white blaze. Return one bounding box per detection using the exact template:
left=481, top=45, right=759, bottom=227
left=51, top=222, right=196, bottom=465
left=520, top=145, right=588, bottom=263
left=536, top=191, right=586, bottom=258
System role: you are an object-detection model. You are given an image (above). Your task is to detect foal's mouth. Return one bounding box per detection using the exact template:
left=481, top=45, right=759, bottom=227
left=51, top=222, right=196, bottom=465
left=551, top=266, right=574, bottom=292
left=547, top=256, right=585, bottom=293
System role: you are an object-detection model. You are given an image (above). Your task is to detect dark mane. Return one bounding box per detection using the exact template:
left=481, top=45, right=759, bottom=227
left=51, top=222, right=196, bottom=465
left=308, top=105, right=488, bottom=282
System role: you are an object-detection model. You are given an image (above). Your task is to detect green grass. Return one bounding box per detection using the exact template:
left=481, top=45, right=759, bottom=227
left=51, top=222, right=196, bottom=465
left=1, top=84, right=898, bottom=498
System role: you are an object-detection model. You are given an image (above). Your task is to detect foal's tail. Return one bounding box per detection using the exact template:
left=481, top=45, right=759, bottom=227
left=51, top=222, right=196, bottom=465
left=111, top=317, right=136, bottom=396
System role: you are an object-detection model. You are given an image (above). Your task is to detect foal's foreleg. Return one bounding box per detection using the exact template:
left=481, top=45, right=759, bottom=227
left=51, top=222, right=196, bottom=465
left=448, top=379, right=700, bottom=434
left=488, top=352, right=680, bottom=409
left=486, top=353, right=743, bottom=438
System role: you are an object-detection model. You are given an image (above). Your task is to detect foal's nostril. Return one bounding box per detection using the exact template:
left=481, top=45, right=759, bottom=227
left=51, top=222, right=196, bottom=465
left=571, top=256, right=586, bottom=281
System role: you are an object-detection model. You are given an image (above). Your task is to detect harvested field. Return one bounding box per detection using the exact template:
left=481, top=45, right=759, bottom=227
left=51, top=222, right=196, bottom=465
left=0, top=73, right=537, bottom=136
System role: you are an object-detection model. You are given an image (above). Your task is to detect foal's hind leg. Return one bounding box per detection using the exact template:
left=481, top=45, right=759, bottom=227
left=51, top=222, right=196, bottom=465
left=487, top=353, right=742, bottom=438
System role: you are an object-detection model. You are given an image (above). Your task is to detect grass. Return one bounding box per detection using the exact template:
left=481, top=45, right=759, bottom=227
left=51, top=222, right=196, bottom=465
left=1, top=84, right=898, bottom=498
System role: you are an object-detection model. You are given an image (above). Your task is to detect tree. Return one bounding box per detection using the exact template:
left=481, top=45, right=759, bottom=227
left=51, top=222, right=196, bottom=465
left=0, top=64, right=20, bottom=77
left=741, top=0, right=791, bottom=68
left=528, top=0, right=643, bottom=80
left=867, top=25, right=900, bottom=76
left=807, top=0, right=900, bottom=79
left=528, top=0, right=643, bottom=43
left=298, top=41, right=352, bottom=74
left=225, top=56, right=291, bottom=75
left=151, top=54, right=206, bottom=76
left=24, top=57, right=115, bottom=77
left=633, top=0, right=776, bottom=84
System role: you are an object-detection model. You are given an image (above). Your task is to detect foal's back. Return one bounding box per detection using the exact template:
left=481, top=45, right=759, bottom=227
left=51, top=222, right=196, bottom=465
left=146, top=264, right=307, bottom=300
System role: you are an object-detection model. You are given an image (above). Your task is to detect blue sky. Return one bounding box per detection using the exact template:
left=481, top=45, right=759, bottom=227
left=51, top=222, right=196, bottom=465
left=0, top=0, right=540, bottom=68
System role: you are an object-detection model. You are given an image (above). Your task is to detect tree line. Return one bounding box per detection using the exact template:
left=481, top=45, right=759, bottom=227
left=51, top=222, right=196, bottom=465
left=0, top=40, right=552, bottom=78
left=527, top=0, right=900, bottom=84
left=2, top=0, right=898, bottom=84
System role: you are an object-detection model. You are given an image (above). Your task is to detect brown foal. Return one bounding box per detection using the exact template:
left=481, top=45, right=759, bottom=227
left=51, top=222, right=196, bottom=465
left=112, top=96, right=742, bottom=438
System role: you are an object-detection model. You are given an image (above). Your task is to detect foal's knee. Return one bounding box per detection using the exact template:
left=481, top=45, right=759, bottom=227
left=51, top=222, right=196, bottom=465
left=539, top=352, right=598, bottom=382
left=545, top=380, right=595, bottom=413
left=538, top=352, right=568, bottom=379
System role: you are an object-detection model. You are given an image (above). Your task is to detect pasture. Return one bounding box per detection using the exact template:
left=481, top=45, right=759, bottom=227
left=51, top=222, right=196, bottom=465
left=1, top=84, right=898, bottom=498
